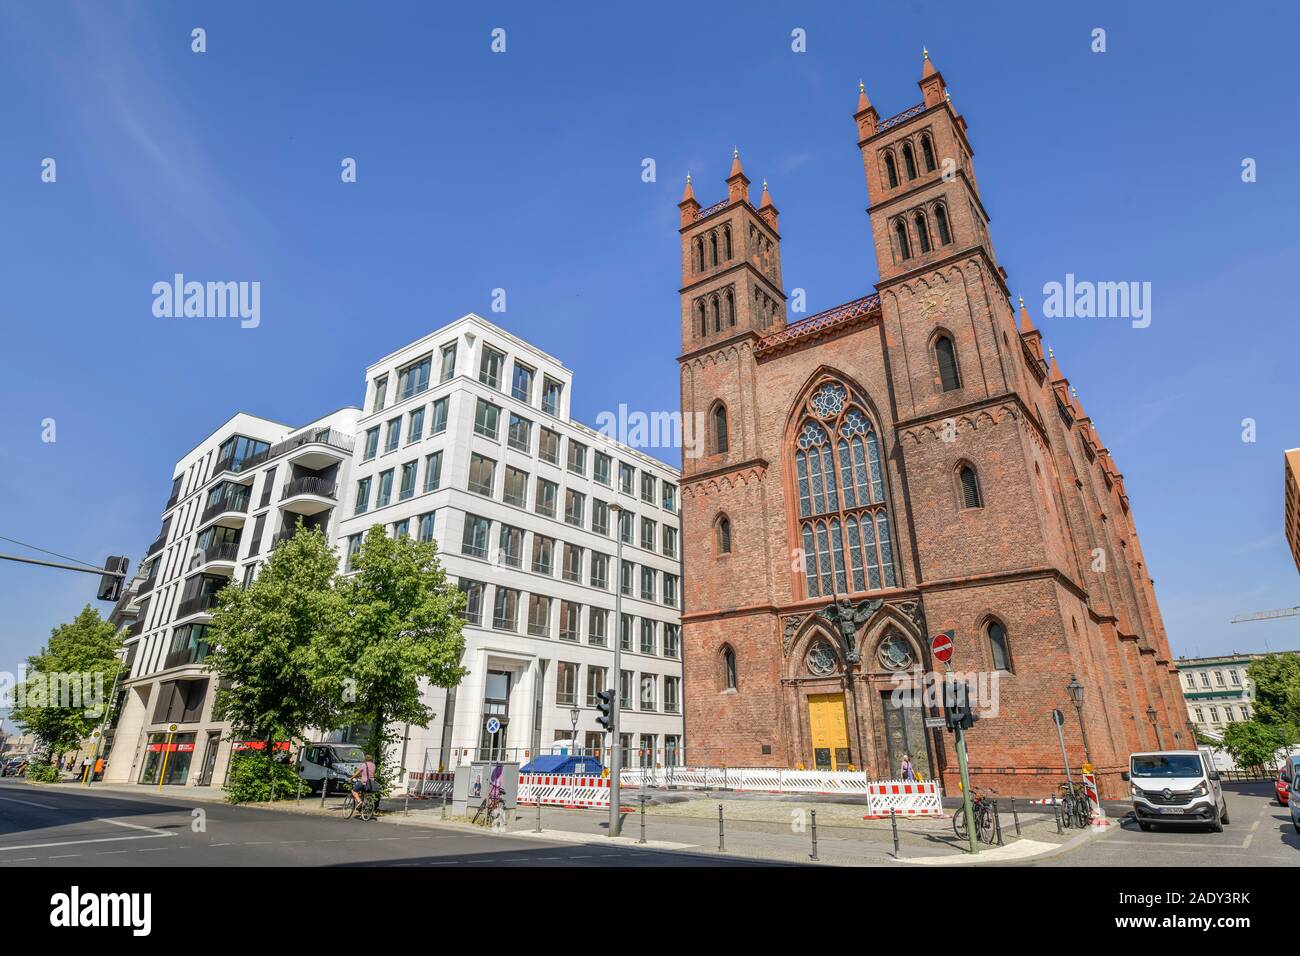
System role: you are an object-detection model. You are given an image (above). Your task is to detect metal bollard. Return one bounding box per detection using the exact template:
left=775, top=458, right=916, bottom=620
left=993, top=800, right=1004, bottom=846
left=1010, top=797, right=1021, bottom=837
left=1054, top=799, right=1062, bottom=834
left=320, top=776, right=330, bottom=809
left=638, top=796, right=646, bottom=845
left=535, top=794, right=542, bottom=833
left=718, top=804, right=725, bottom=852
left=890, top=808, right=900, bottom=858
left=442, top=792, right=448, bottom=820
left=809, top=810, right=819, bottom=862
left=404, top=792, right=410, bottom=816
left=296, top=776, right=303, bottom=805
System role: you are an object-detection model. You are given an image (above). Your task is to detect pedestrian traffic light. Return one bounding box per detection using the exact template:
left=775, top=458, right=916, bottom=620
left=943, top=675, right=978, bottom=731
left=595, top=689, right=613, bottom=731
left=96, top=556, right=128, bottom=602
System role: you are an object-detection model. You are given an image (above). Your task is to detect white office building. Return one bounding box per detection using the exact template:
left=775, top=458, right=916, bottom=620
left=104, top=315, right=683, bottom=788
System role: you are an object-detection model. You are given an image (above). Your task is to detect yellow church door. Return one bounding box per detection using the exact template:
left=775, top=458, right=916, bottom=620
left=807, top=693, right=852, bottom=770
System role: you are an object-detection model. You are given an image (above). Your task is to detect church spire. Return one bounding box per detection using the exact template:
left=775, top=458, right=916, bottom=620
left=678, top=171, right=700, bottom=227
left=758, top=179, right=779, bottom=231
left=854, top=80, right=879, bottom=141
left=919, top=46, right=947, bottom=107
left=726, top=147, right=750, bottom=204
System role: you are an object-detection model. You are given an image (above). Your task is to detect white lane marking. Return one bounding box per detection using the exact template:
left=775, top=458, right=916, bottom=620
left=1243, top=819, right=1261, bottom=849
left=48, top=854, right=81, bottom=859
left=0, top=795, right=59, bottom=809
left=0, top=816, right=174, bottom=853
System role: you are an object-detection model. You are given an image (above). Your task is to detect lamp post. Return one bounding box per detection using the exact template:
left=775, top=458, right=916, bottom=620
left=1066, top=675, right=1093, bottom=765
left=608, top=502, right=625, bottom=836
left=1146, top=705, right=1162, bottom=749
left=570, top=706, right=580, bottom=756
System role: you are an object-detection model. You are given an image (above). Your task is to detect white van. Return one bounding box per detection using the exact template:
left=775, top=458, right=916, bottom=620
left=1123, top=750, right=1229, bottom=832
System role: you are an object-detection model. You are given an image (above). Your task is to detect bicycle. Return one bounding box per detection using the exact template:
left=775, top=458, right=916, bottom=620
left=1058, top=782, right=1091, bottom=829
left=343, top=788, right=378, bottom=822
left=472, top=781, right=506, bottom=830
left=952, top=788, right=997, bottom=844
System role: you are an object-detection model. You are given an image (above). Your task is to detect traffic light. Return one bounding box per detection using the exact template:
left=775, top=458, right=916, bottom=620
left=943, top=675, right=978, bottom=731
left=595, top=689, right=613, bottom=731
left=96, top=556, right=129, bottom=602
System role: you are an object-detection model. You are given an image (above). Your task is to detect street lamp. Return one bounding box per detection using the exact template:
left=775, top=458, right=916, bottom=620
left=608, top=502, right=625, bottom=836
left=570, top=706, right=580, bottom=756
left=1066, top=674, right=1093, bottom=765
left=1146, top=705, right=1162, bottom=749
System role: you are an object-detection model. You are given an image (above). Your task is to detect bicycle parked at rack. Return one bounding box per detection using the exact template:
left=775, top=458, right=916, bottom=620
left=952, top=788, right=997, bottom=844
left=1058, top=781, right=1092, bottom=828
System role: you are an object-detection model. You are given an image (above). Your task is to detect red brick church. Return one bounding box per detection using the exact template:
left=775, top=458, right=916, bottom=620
left=676, top=52, right=1186, bottom=798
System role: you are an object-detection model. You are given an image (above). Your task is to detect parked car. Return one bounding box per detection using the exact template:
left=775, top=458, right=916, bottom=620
left=1123, top=750, right=1229, bottom=832
left=295, top=743, right=367, bottom=794
left=2, top=756, right=30, bottom=777
left=1277, top=765, right=1291, bottom=806
left=1290, top=757, right=1300, bottom=834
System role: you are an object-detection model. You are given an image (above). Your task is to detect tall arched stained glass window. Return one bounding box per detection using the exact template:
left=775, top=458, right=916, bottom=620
left=793, top=380, right=898, bottom=597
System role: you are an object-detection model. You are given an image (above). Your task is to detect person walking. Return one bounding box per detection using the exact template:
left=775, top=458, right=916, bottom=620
left=900, top=753, right=915, bottom=781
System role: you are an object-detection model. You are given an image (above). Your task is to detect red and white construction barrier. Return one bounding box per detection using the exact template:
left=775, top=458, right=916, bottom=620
left=518, top=774, right=630, bottom=811
left=1083, top=771, right=1105, bottom=824
left=862, top=779, right=944, bottom=818
left=406, top=770, right=454, bottom=799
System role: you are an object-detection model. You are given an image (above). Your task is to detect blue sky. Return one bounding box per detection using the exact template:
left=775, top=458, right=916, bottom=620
left=1, top=0, right=1297, bottom=706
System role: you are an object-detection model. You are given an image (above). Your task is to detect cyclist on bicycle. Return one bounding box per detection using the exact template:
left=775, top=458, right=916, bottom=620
left=349, top=753, right=377, bottom=811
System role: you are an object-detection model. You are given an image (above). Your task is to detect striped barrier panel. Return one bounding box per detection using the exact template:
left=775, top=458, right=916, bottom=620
left=620, top=766, right=876, bottom=795
left=517, top=774, right=625, bottom=810
left=1083, top=771, right=1105, bottom=823
left=863, top=780, right=944, bottom=818
left=407, top=771, right=454, bottom=799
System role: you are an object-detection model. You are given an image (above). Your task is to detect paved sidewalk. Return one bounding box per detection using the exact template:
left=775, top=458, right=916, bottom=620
left=38, top=780, right=1108, bottom=865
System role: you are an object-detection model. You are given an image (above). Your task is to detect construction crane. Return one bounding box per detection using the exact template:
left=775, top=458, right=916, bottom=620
left=1231, top=606, right=1300, bottom=624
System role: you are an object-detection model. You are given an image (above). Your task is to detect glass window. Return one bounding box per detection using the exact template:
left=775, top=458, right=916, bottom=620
left=619, top=669, right=634, bottom=709
left=562, top=543, right=583, bottom=583
left=468, top=453, right=496, bottom=496
left=556, top=661, right=578, bottom=705
left=559, top=602, right=580, bottom=642
left=376, top=470, right=394, bottom=508
left=354, top=477, right=371, bottom=515
left=640, top=517, right=656, bottom=550
left=662, top=526, right=677, bottom=558
left=392, top=518, right=410, bottom=538
left=664, top=624, right=680, bottom=659
left=363, top=427, right=379, bottom=461
left=640, top=566, right=656, bottom=601
left=586, top=664, right=607, bottom=704
left=397, top=355, right=432, bottom=400
left=440, top=342, right=457, bottom=382
left=618, top=463, right=635, bottom=495
left=590, top=553, right=609, bottom=590
left=662, top=483, right=677, bottom=512
left=423, top=451, right=442, bottom=492
left=665, top=677, right=680, bottom=714
left=461, top=514, right=490, bottom=559
left=385, top=418, right=401, bottom=453
left=640, top=472, right=656, bottom=503
left=399, top=461, right=417, bottom=500
left=988, top=621, right=1012, bottom=672
left=535, top=478, right=558, bottom=518
left=479, top=345, right=505, bottom=389
left=431, top=398, right=448, bottom=434
left=527, top=594, right=551, bottom=637
left=565, top=490, right=585, bottom=527
left=532, top=535, right=555, bottom=575
left=459, top=579, right=484, bottom=625
left=372, top=376, right=388, bottom=412
left=539, top=428, right=560, bottom=465
left=408, top=406, right=425, bottom=442
left=592, top=500, right=610, bottom=536
left=640, top=618, right=656, bottom=655
left=594, top=453, right=612, bottom=486
left=474, top=398, right=501, bottom=439
left=508, top=413, right=532, bottom=452
left=618, top=510, right=633, bottom=545
left=493, top=587, right=519, bottom=630
left=503, top=466, right=528, bottom=508
left=663, top=574, right=678, bottom=608
left=498, top=525, right=524, bottom=568
left=588, top=609, right=608, bottom=647
left=542, top=376, right=563, bottom=416
left=417, top=512, right=436, bottom=542
left=620, top=559, right=634, bottom=597
left=512, top=363, right=534, bottom=403
left=640, top=674, right=657, bottom=712
left=567, top=441, right=587, bottom=475
left=346, top=534, right=362, bottom=572
left=619, top=614, right=634, bottom=652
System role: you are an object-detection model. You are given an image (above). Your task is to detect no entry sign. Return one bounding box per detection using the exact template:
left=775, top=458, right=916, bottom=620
left=931, top=631, right=955, bottom=664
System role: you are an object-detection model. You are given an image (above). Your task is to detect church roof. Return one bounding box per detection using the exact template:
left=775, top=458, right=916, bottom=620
left=755, top=293, right=881, bottom=357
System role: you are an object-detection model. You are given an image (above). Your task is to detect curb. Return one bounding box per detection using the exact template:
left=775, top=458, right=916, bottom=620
left=895, top=818, right=1114, bottom=866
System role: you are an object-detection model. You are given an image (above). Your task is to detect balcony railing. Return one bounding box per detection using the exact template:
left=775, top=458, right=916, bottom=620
left=175, top=591, right=221, bottom=619
left=200, top=494, right=249, bottom=525
left=191, top=542, right=239, bottom=570
left=146, top=532, right=168, bottom=556
left=282, top=476, right=337, bottom=500
left=164, top=642, right=211, bottom=671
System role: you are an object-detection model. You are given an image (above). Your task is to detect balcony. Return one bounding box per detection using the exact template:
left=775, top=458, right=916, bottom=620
left=189, top=541, right=239, bottom=573
left=200, top=494, right=250, bottom=526
left=279, top=476, right=337, bottom=515
left=164, top=642, right=211, bottom=671
left=175, top=591, right=221, bottom=620
left=145, top=532, right=169, bottom=556
left=271, top=428, right=354, bottom=470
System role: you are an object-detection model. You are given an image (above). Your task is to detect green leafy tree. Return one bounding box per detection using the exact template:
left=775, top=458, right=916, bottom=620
left=206, top=523, right=345, bottom=772
left=1220, top=719, right=1296, bottom=769
left=11, top=605, right=123, bottom=764
left=1247, top=653, right=1300, bottom=729
left=328, top=526, right=467, bottom=783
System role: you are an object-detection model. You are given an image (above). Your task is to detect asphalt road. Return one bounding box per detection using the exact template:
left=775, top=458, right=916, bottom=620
left=1038, top=780, right=1300, bottom=866
left=0, top=779, right=770, bottom=867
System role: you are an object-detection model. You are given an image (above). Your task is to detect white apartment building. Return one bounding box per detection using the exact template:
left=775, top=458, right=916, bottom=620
left=103, top=314, right=683, bottom=788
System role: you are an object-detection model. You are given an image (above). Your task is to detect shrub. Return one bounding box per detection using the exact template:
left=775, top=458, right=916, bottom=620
left=223, top=750, right=302, bottom=804
left=26, top=759, right=61, bottom=783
